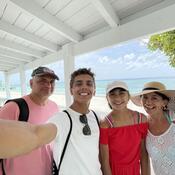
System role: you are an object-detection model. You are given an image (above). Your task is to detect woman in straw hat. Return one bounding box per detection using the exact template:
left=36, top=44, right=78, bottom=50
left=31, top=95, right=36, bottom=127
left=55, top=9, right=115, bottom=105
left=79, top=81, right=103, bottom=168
left=100, top=81, right=150, bottom=175
left=131, top=81, right=175, bottom=175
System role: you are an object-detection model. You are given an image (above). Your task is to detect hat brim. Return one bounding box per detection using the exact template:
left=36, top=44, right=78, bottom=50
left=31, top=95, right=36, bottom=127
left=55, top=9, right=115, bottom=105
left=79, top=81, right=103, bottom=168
left=36, top=73, right=59, bottom=80
left=131, top=90, right=175, bottom=111
left=106, top=86, right=128, bottom=94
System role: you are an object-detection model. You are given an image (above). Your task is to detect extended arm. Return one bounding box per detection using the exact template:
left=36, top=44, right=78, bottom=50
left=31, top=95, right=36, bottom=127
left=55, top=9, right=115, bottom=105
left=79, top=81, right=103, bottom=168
left=0, top=119, right=57, bottom=158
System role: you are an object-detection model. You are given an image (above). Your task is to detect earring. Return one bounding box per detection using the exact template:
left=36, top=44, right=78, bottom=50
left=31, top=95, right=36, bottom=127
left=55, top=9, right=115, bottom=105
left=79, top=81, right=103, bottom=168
left=162, top=105, right=168, bottom=111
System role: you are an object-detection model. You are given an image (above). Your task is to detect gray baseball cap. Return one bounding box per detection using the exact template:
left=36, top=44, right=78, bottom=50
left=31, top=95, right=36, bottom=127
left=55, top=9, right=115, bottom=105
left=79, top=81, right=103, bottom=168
left=31, top=66, right=59, bottom=80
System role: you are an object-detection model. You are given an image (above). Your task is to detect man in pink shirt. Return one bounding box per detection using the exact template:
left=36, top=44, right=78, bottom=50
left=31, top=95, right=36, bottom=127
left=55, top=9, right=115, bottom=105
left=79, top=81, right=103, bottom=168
left=0, top=66, right=59, bottom=175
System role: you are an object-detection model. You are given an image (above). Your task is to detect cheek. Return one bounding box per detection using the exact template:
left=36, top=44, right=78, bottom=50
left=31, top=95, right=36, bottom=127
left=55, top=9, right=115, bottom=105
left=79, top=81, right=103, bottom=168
left=126, top=96, right=130, bottom=101
left=51, top=84, right=55, bottom=89
left=159, top=101, right=166, bottom=107
left=122, top=95, right=129, bottom=102
left=92, top=88, right=96, bottom=95
left=141, top=100, right=145, bottom=106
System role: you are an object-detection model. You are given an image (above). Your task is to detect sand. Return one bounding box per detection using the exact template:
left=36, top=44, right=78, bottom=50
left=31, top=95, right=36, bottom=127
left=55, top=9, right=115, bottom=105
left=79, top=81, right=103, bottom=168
left=0, top=91, right=147, bottom=117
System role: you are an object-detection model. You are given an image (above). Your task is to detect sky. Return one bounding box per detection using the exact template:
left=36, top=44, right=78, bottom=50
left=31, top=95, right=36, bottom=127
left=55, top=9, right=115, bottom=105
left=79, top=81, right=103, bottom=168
left=0, top=38, right=175, bottom=84
left=74, top=39, right=175, bottom=80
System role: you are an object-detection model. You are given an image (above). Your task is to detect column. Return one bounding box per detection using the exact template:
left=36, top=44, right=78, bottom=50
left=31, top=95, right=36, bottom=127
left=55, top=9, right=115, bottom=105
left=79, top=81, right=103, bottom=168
left=63, top=43, right=75, bottom=107
left=19, top=64, right=27, bottom=95
left=4, top=72, right=11, bottom=99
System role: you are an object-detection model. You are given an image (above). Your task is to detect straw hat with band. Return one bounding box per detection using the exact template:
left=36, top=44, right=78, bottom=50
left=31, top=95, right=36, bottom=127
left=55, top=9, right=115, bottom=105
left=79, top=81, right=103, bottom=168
left=131, top=81, right=175, bottom=111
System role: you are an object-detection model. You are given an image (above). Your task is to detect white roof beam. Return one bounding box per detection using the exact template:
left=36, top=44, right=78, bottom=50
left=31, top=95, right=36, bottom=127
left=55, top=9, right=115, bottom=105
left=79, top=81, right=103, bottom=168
left=0, top=56, right=23, bottom=64
left=8, top=1, right=175, bottom=74
left=0, top=59, right=18, bottom=66
left=0, top=20, right=58, bottom=52
left=0, top=48, right=34, bottom=62
left=0, top=38, right=45, bottom=58
left=0, top=67, right=10, bottom=71
left=8, top=50, right=63, bottom=74
left=0, top=63, right=13, bottom=68
left=9, top=0, right=82, bottom=43
left=121, top=0, right=175, bottom=25
left=74, top=2, right=175, bottom=55
left=90, top=0, right=120, bottom=27
left=0, top=67, right=12, bottom=72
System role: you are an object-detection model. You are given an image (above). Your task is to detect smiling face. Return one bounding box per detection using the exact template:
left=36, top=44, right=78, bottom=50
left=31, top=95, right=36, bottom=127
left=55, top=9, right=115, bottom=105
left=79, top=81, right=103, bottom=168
left=107, top=88, right=130, bottom=110
left=70, top=74, right=95, bottom=105
left=141, top=92, right=168, bottom=116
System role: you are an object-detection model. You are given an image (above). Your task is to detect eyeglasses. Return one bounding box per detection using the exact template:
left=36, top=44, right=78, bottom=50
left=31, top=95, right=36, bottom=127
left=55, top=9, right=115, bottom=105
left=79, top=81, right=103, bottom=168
left=79, top=114, right=91, bottom=135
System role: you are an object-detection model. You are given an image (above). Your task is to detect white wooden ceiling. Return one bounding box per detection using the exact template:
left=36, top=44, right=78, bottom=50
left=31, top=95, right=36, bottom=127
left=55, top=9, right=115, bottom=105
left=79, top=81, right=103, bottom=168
left=0, top=0, right=175, bottom=73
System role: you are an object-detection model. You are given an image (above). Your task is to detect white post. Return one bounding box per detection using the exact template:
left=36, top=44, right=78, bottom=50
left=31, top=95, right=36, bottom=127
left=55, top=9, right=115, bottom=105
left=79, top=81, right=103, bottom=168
left=4, top=72, right=11, bottom=99
left=19, top=64, right=27, bottom=95
left=63, top=43, right=75, bottom=107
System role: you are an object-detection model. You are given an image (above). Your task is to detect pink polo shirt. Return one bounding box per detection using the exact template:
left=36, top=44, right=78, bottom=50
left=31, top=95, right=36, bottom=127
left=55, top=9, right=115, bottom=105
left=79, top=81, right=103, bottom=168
left=0, top=95, right=59, bottom=175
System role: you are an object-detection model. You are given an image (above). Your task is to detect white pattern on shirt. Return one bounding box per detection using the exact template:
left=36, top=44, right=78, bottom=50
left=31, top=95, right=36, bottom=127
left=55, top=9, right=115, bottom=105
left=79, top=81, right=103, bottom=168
left=146, top=123, right=175, bottom=175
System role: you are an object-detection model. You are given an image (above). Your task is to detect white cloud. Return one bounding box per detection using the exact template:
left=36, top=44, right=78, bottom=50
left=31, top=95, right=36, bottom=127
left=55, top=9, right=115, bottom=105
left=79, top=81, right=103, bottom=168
left=121, top=51, right=169, bottom=70
left=139, top=37, right=150, bottom=46
left=123, top=53, right=135, bottom=61
left=98, top=56, right=110, bottom=63
left=75, top=40, right=174, bottom=79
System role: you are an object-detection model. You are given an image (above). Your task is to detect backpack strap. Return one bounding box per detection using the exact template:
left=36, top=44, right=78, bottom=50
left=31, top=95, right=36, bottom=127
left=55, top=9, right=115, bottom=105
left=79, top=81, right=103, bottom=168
left=91, top=110, right=100, bottom=127
left=5, top=98, right=29, bottom=122
left=0, top=160, right=5, bottom=175
left=52, top=110, right=73, bottom=175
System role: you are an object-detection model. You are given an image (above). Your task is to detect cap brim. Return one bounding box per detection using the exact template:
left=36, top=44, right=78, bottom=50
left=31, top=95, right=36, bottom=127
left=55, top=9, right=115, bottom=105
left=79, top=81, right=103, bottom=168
left=36, top=73, right=59, bottom=80
left=106, top=86, right=128, bottom=94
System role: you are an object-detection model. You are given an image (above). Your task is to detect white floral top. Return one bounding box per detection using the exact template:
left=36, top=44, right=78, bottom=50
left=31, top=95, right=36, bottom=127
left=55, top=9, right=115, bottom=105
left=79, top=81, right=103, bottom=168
left=146, top=123, right=175, bottom=175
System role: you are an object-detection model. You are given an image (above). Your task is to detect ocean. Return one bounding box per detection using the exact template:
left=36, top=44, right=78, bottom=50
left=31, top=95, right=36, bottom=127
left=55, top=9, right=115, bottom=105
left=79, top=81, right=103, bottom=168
left=3, top=77, right=175, bottom=96
left=53, top=77, right=175, bottom=96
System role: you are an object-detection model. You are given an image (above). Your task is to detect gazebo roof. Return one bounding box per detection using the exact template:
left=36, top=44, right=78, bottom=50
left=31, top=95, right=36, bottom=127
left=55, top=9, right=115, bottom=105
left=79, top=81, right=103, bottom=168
left=0, top=0, right=175, bottom=74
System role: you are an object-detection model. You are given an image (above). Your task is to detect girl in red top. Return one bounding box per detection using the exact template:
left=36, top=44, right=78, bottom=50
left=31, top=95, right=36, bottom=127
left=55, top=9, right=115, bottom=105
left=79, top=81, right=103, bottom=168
left=100, top=81, right=150, bottom=175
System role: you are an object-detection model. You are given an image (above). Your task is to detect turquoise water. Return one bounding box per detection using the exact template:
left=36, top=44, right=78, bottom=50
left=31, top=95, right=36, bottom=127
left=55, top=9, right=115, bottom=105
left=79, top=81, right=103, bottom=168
left=5, top=77, right=175, bottom=96
left=95, top=77, right=175, bottom=96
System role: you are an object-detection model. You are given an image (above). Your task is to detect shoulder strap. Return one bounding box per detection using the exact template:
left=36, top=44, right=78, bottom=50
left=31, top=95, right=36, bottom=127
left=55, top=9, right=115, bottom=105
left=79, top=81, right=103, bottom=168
left=164, top=112, right=172, bottom=124
left=91, top=110, right=100, bottom=127
left=5, top=98, right=29, bottom=122
left=136, top=112, right=143, bottom=124
left=105, top=115, right=114, bottom=128
left=52, top=110, right=73, bottom=175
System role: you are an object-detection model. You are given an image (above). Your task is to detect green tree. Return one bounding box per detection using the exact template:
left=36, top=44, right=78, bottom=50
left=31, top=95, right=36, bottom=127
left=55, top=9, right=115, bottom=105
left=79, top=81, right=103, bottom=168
left=148, top=30, right=175, bottom=67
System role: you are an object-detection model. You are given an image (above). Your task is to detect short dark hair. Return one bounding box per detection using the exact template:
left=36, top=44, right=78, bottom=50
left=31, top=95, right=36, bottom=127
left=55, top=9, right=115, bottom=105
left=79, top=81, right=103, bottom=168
left=70, top=68, right=95, bottom=88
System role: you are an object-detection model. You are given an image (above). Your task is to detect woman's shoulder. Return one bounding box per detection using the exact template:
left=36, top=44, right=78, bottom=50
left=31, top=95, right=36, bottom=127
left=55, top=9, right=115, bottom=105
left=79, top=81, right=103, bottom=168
left=100, top=116, right=111, bottom=128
